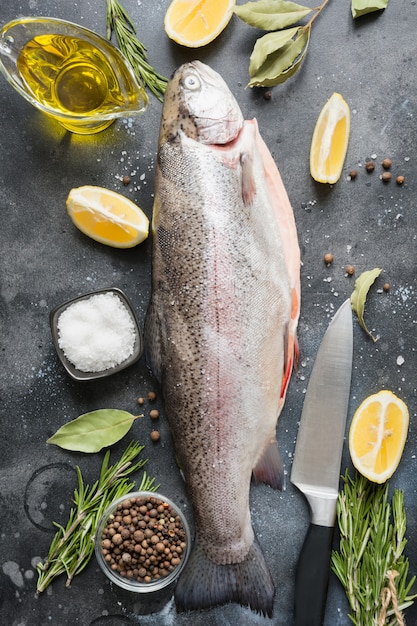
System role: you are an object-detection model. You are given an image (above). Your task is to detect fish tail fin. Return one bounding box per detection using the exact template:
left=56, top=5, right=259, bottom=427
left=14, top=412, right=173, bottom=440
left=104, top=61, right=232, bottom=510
left=175, top=534, right=275, bottom=617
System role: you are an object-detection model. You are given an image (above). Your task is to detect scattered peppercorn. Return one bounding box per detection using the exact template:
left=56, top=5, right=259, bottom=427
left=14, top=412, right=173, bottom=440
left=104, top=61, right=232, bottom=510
left=263, top=90, right=272, bottom=101
left=345, top=265, right=355, bottom=276
left=150, top=430, right=160, bottom=442
left=365, top=161, right=375, bottom=173
left=381, top=171, right=392, bottom=183
left=137, top=397, right=145, bottom=406
left=349, top=169, right=358, bottom=180
left=122, top=175, right=131, bottom=186
left=100, top=495, right=187, bottom=584
left=149, top=409, right=159, bottom=420
left=381, top=158, right=392, bottom=170
left=383, top=283, right=391, bottom=293
left=396, top=175, right=405, bottom=185
left=148, top=391, right=157, bottom=402
left=324, top=253, right=334, bottom=266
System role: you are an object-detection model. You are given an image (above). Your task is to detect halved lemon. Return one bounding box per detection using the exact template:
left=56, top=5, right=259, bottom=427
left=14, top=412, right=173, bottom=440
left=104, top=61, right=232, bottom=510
left=66, top=186, right=149, bottom=249
left=310, top=92, right=350, bottom=184
left=164, top=0, right=236, bottom=47
left=349, top=390, right=409, bottom=484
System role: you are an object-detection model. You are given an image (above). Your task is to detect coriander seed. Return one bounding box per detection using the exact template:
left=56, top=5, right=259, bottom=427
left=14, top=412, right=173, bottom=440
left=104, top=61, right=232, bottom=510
left=383, top=283, right=391, bottom=292
left=396, top=175, right=405, bottom=185
left=349, top=169, right=358, bottom=180
left=150, top=409, right=159, bottom=419
left=381, top=158, right=392, bottom=169
left=365, top=161, right=375, bottom=173
left=148, top=391, right=157, bottom=402
left=381, top=171, right=392, bottom=183
left=345, top=265, right=355, bottom=276
left=324, top=253, right=334, bottom=265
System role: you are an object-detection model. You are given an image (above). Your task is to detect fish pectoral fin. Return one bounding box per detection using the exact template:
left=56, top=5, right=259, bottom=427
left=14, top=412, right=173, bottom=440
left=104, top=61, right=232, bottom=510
left=240, top=151, right=256, bottom=206
left=175, top=534, right=275, bottom=617
left=252, top=439, right=284, bottom=490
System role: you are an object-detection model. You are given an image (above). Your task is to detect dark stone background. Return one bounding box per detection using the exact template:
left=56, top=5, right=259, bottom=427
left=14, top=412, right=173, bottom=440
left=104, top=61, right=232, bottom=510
left=1, top=1, right=416, bottom=624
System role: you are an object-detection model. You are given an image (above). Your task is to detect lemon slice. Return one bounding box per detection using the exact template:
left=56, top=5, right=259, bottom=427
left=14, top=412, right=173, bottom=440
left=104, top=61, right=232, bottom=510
left=164, top=0, right=235, bottom=47
left=310, top=92, right=350, bottom=184
left=66, top=186, right=149, bottom=248
left=349, top=390, right=409, bottom=484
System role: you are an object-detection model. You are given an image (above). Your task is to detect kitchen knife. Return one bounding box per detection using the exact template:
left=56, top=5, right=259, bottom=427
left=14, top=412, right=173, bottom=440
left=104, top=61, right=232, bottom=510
left=290, top=298, right=353, bottom=626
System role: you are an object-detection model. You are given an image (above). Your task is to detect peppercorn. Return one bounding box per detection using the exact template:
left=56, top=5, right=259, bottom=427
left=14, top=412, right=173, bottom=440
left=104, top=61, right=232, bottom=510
left=149, top=409, right=159, bottom=420
left=263, top=90, right=272, bottom=101
left=381, top=171, right=392, bottom=183
left=345, top=265, right=355, bottom=276
left=381, top=158, right=392, bottom=170
left=396, top=175, right=405, bottom=185
left=365, top=161, right=375, bottom=172
left=137, top=397, right=145, bottom=405
left=383, top=283, right=391, bottom=293
left=150, top=430, right=160, bottom=442
left=324, top=253, right=334, bottom=266
left=148, top=391, right=157, bottom=402
left=349, top=169, right=358, bottom=180
left=100, top=496, right=187, bottom=584
left=122, top=175, right=131, bottom=186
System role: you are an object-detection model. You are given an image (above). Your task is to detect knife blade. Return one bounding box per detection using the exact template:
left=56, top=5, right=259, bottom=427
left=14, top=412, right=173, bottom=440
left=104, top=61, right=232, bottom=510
left=290, top=298, right=353, bottom=626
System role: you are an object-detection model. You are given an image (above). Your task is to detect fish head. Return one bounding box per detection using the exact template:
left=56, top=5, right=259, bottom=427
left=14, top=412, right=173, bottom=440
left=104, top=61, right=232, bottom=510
left=159, top=61, right=244, bottom=146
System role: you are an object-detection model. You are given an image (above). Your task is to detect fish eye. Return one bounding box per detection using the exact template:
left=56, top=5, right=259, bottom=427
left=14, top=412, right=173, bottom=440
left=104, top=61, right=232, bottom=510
left=183, top=73, right=201, bottom=91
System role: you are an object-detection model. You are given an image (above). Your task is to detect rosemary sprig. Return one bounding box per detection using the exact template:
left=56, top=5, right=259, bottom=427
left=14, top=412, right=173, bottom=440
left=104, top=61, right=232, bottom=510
left=36, top=441, right=158, bottom=592
left=106, top=0, right=168, bottom=102
left=331, top=470, right=417, bottom=626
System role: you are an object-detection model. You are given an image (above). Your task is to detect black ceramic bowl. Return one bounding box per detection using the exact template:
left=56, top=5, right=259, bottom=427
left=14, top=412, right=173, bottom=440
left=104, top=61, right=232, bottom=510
left=50, top=287, right=142, bottom=381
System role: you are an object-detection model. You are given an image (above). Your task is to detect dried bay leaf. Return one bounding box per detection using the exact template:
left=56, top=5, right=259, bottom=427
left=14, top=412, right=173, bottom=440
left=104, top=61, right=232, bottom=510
left=351, top=0, right=389, bottom=18
left=234, top=0, right=313, bottom=31
left=47, top=409, right=142, bottom=452
left=248, top=26, right=310, bottom=87
left=350, top=268, right=382, bottom=341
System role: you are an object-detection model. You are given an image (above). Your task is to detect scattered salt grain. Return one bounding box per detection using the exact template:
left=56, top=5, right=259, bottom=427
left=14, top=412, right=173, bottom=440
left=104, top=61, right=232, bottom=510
left=57, top=293, right=136, bottom=373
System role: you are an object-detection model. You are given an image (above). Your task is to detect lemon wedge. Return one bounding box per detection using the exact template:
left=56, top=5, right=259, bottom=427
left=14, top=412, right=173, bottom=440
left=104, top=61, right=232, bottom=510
left=164, top=0, right=235, bottom=47
left=310, top=92, right=350, bottom=184
left=66, top=186, right=149, bottom=248
left=349, top=390, right=409, bottom=484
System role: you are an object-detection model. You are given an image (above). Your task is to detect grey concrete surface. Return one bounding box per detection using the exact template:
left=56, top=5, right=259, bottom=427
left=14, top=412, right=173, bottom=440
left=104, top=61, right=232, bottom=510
left=1, top=1, right=417, bottom=625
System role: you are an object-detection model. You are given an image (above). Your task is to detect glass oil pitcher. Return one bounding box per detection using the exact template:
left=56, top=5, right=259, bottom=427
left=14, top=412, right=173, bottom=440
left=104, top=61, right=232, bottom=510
left=0, top=16, right=148, bottom=134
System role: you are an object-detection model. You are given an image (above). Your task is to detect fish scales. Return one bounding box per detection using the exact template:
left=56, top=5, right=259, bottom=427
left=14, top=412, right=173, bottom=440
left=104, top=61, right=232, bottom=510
left=144, top=61, right=300, bottom=617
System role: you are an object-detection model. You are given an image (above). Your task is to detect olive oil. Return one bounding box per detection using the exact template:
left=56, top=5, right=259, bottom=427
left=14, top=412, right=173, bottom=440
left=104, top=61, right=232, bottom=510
left=16, top=33, right=136, bottom=117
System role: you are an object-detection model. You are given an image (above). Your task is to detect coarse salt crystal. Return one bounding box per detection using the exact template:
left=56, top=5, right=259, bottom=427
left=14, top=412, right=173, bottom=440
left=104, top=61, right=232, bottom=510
left=57, top=293, right=136, bottom=372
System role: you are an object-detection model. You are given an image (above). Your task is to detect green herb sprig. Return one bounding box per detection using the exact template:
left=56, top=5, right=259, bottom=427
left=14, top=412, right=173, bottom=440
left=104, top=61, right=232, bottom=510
left=331, top=470, right=417, bottom=626
left=106, top=0, right=168, bottom=101
left=36, top=441, right=158, bottom=592
left=234, top=0, right=331, bottom=87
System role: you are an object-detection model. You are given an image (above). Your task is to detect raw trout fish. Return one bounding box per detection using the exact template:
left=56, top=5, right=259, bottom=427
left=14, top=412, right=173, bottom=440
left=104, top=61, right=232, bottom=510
left=144, top=61, right=300, bottom=617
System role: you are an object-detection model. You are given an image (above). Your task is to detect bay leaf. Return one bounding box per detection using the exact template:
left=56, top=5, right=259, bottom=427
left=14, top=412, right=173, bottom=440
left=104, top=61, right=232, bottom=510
left=351, top=0, right=389, bottom=18
left=249, top=27, right=299, bottom=75
left=350, top=268, right=382, bottom=341
left=47, top=409, right=142, bottom=453
left=248, top=27, right=309, bottom=87
left=234, top=0, right=312, bottom=31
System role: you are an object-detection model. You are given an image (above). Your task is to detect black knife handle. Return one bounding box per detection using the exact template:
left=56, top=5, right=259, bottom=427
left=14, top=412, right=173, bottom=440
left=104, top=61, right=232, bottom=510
left=293, top=523, right=334, bottom=626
